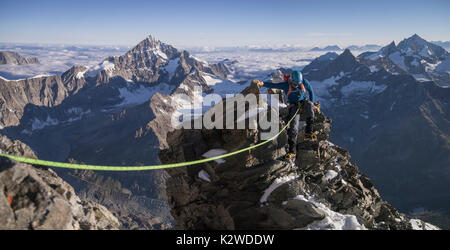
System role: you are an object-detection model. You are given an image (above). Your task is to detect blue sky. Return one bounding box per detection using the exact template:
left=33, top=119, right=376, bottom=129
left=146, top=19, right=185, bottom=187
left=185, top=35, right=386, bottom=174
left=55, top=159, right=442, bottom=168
left=1, top=0, right=449, bottom=47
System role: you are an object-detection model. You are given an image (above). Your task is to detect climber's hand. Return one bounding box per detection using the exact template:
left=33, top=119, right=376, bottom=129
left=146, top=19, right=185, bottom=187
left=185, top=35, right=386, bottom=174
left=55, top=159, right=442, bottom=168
left=313, top=102, right=321, bottom=113
left=251, top=79, right=264, bottom=87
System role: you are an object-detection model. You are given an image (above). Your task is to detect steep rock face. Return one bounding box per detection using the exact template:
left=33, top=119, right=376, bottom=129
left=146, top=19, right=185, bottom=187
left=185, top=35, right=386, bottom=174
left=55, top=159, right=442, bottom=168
left=61, top=65, right=89, bottom=95
left=0, top=134, right=120, bottom=229
left=0, top=51, right=39, bottom=65
left=0, top=65, right=90, bottom=129
left=0, top=75, right=69, bottom=129
left=159, top=83, right=437, bottom=230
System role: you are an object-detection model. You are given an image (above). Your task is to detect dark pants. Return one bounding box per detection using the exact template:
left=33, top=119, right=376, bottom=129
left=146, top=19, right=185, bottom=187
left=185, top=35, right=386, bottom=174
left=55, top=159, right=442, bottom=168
left=288, top=100, right=314, bottom=154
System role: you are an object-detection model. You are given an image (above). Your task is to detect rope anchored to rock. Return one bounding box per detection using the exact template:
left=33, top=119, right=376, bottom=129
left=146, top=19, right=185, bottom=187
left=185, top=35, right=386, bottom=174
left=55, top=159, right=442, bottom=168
left=0, top=108, right=299, bottom=171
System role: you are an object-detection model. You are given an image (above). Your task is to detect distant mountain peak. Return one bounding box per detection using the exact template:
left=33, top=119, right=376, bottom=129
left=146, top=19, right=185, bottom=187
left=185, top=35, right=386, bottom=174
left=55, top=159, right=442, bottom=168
left=387, top=41, right=396, bottom=47
left=410, top=33, right=424, bottom=40
left=0, top=51, right=40, bottom=65
left=338, top=49, right=356, bottom=61
left=398, top=34, right=428, bottom=50
left=133, top=35, right=166, bottom=51
left=318, top=52, right=339, bottom=61
left=379, top=41, right=398, bottom=55
left=310, top=45, right=342, bottom=52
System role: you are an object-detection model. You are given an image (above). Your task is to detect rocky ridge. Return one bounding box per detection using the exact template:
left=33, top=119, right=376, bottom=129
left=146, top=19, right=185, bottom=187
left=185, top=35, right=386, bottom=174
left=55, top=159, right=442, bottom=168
left=159, top=82, right=438, bottom=230
left=0, top=134, right=120, bottom=229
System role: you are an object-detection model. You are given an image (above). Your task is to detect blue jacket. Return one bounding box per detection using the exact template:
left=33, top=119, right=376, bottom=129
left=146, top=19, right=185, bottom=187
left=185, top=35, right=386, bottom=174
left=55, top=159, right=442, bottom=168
left=264, top=78, right=315, bottom=104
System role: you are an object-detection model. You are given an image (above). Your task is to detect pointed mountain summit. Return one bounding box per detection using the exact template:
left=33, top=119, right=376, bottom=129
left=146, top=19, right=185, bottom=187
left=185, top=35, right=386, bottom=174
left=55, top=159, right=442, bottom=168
left=334, top=49, right=357, bottom=66
left=397, top=34, right=428, bottom=51
left=86, top=35, right=181, bottom=83
left=380, top=41, right=398, bottom=56
left=86, top=35, right=232, bottom=85
left=359, top=41, right=398, bottom=60
left=123, top=35, right=180, bottom=64
left=397, top=34, right=448, bottom=59
left=303, top=49, right=363, bottom=81
left=302, top=52, right=339, bottom=73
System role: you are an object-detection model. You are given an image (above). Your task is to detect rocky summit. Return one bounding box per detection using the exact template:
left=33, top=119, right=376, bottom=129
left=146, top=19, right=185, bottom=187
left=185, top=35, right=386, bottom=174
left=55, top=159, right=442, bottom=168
left=0, top=134, right=120, bottom=230
left=159, top=82, right=438, bottom=230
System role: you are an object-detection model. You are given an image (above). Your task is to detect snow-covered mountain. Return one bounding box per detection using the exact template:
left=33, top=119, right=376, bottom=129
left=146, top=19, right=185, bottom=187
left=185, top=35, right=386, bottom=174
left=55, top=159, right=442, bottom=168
left=79, top=35, right=233, bottom=86
left=296, top=46, right=450, bottom=226
left=359, top=34, right=450, bottom=86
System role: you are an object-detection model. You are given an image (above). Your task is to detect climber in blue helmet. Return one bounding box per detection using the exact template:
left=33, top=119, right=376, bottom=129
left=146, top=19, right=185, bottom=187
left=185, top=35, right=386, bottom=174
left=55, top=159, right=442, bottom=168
left=252, top=70, right=317, bottom=162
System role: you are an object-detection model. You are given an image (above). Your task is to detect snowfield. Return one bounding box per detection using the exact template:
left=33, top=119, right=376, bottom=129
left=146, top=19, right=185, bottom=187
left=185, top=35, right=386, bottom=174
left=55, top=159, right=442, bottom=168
left=116, top=82, right=174, bottom=107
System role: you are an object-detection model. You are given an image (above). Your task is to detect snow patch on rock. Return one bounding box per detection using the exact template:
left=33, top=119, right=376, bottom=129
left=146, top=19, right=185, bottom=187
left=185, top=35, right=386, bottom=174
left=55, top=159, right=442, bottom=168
left=260, top=175, right=298, bottom=203
left=294, top=195, right=367, bottom=230
left=202, top=149, right=228, bottom=164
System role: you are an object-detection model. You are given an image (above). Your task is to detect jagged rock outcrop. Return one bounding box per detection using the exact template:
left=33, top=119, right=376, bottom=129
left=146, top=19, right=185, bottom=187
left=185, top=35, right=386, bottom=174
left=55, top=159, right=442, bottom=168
left=61, top=65, right=89, bottom=95
left=159, top=83, right=438, bottom=230
left=0, top=51, right=39, bottom=65
left=0, top=134, right=120, bottom=229
left=0, top=75, right=68, bottom=129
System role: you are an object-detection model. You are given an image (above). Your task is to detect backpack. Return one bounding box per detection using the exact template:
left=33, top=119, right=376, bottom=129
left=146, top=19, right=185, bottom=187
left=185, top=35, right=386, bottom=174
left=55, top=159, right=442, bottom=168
left=284, top=74, right=306, bottom=96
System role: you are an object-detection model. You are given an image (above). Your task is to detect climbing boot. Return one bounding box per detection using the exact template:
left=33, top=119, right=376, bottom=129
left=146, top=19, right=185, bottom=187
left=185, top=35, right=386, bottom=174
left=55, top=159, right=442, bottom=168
left=285, top=153, right=296, bottom=162
left=305, top=131, right=318, bottom=141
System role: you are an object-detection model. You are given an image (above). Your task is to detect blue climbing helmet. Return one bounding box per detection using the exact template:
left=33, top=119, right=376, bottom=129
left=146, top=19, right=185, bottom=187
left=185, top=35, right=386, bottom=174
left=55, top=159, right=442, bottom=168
left=285, top=70, right=306, bottom=96
left=290, top=70, right=303, bottom=87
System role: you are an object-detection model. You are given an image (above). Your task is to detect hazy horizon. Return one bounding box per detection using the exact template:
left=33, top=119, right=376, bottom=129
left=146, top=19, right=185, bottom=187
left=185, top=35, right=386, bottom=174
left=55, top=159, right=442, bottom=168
left=1, top=0, right=449, bottom=48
